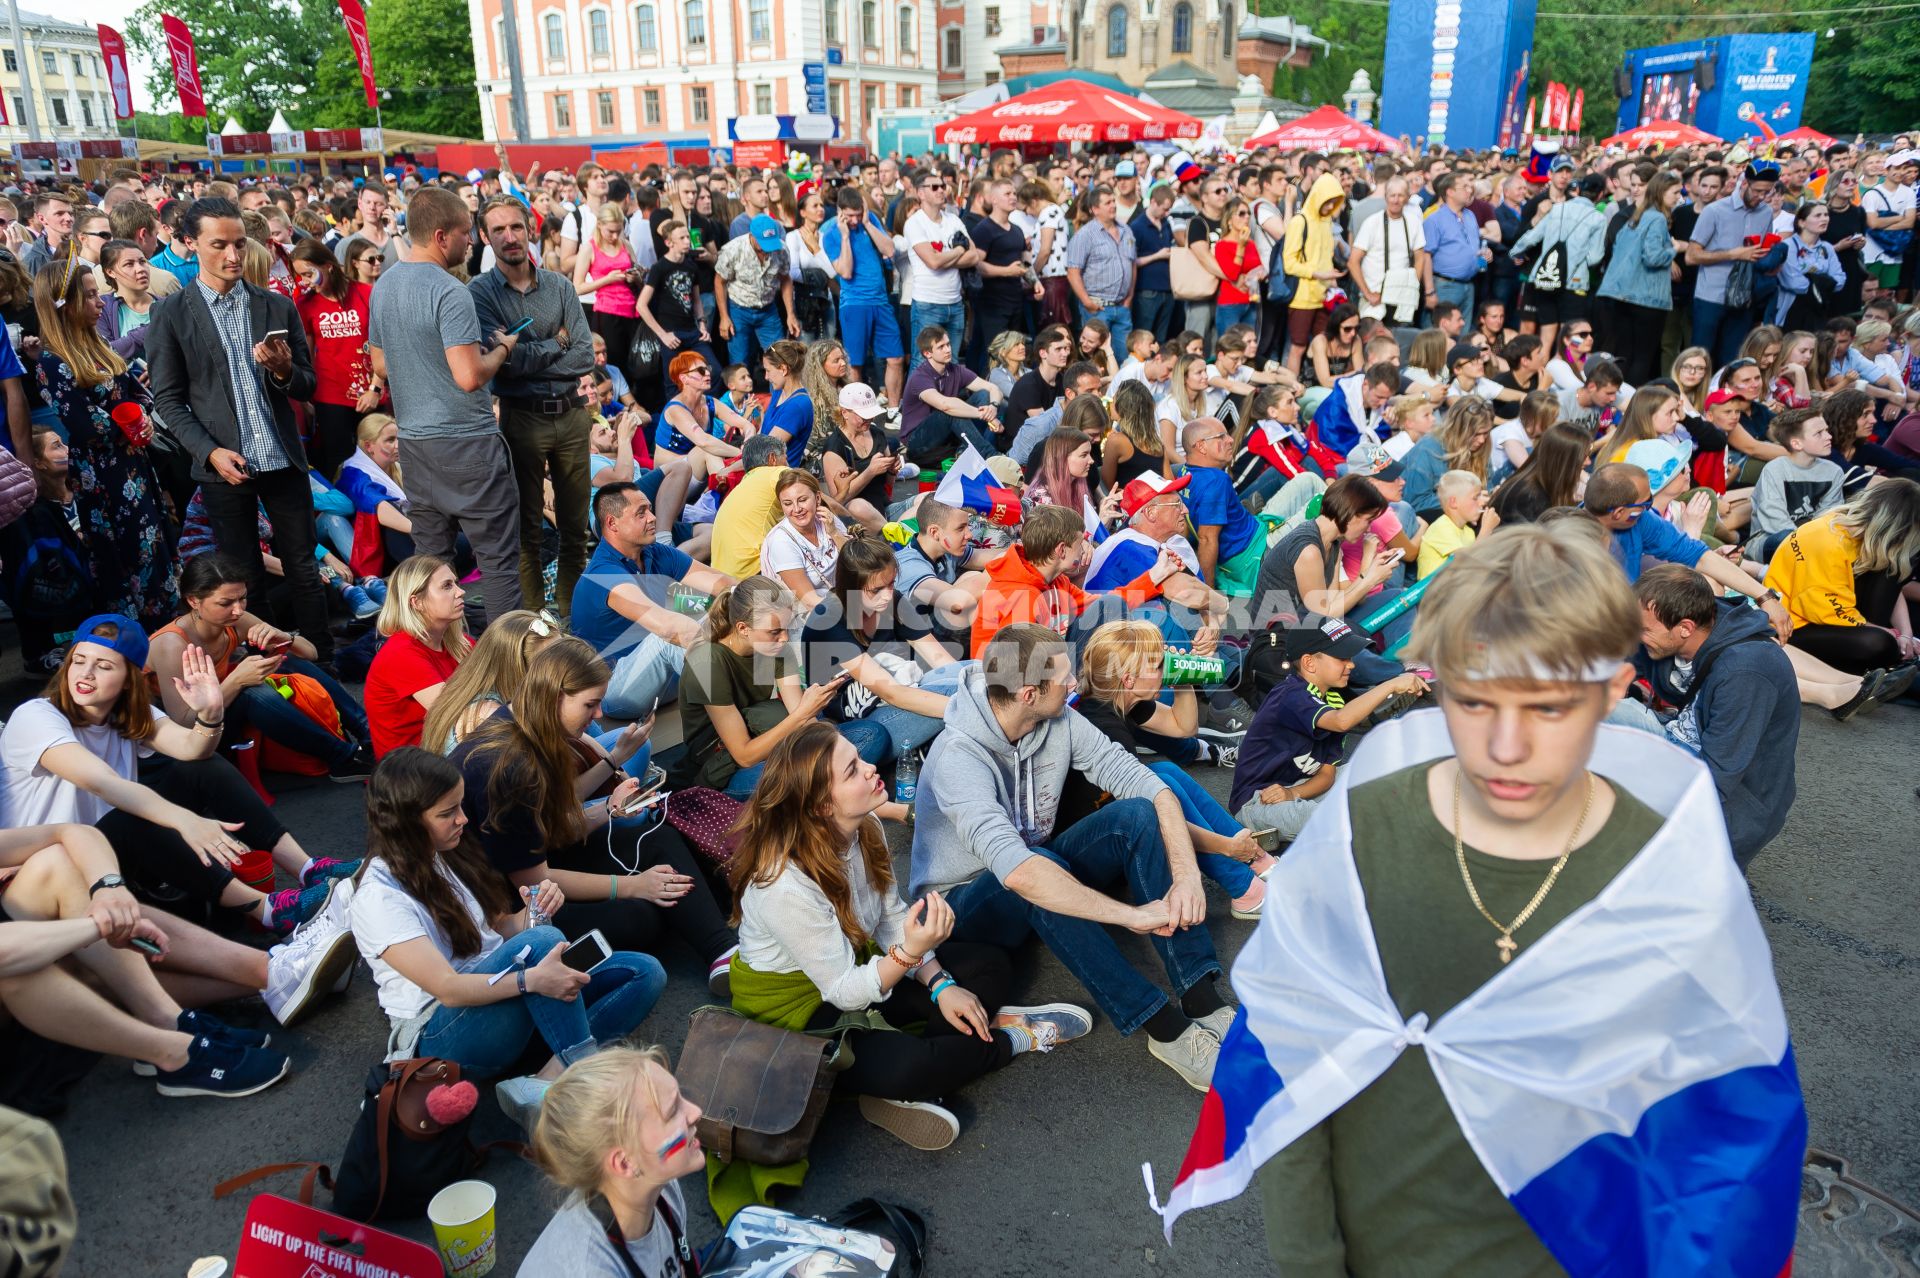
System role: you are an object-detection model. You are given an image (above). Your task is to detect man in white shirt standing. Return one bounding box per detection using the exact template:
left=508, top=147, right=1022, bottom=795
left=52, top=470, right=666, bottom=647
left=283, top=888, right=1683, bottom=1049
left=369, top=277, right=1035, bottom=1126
left=904, top=170, right=982, bottom=369
left=557, top=163, right=609, bottom=279
left=1862, top=150, right=1918, bottom=298
left=1349, top=178, right=1429, bottom=327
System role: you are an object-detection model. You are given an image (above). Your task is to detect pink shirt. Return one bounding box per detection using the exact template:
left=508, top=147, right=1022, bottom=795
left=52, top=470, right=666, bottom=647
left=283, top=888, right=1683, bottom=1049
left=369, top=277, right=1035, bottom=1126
left=1339, top=510, right=1405, bottom=597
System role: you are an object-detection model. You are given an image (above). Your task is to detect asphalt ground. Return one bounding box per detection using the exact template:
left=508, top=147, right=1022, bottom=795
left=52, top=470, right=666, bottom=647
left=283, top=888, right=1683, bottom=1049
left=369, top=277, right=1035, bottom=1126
left=5, top=627, right=1916, bottom=1277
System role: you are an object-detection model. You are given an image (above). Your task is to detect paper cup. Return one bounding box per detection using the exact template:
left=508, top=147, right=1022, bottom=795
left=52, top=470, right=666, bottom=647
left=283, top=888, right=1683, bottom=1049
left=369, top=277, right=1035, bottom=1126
left=426, top=1179, right=498, bottom=1276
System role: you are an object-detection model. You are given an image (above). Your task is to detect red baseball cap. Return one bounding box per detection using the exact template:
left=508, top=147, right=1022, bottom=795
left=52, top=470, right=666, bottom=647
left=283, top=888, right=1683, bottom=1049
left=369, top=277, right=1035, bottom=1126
left=1121, top=471, right=1191, bottom=519
left=1703, top=387, right=1748, bottom=409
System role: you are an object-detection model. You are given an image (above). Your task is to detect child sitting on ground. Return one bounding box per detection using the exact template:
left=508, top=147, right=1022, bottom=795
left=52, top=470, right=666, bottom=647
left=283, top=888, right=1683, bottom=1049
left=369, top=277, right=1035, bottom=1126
left=1748, top=406, right=1844, bottom=564
left=1379, top=394, right=1434, bottom=463
left=1416, top=470, right=1496, bottom=580
left=719, top=363, right=763, bottom=432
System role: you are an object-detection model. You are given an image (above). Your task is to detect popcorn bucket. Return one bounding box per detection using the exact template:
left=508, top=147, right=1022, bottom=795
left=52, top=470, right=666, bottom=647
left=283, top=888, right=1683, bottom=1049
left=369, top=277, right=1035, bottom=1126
left=426, top=1180, right=497, bottom=1276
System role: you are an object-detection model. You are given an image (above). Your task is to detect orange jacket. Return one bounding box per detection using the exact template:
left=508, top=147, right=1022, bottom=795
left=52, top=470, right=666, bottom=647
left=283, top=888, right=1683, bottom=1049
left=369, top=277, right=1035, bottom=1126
left=968, top=544, right=1163, bottom=658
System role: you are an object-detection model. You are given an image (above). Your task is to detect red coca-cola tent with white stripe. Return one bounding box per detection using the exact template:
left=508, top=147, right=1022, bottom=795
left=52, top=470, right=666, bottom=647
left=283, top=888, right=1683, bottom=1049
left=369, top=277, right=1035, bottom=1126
left=1246, top=105, right=1398, bottom=153
left=934, top=79, right=1203, bottom=145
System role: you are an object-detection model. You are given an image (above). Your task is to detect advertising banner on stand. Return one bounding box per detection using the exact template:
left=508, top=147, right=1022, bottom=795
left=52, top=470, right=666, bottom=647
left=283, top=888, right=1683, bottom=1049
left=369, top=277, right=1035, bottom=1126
left=161, top=14, right=207, bottom=117
left=98, top=25, right=135, bottom=119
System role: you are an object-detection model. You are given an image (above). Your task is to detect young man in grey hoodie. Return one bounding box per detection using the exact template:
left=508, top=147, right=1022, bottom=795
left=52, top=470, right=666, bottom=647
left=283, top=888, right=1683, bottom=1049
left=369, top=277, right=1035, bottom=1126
left=909, top=623, right=1229, bottom=1091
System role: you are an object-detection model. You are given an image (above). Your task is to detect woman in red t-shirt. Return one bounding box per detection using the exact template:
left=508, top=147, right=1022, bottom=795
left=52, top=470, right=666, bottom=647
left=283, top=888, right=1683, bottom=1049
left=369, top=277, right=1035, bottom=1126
left=292, top=238, right=383, bottom=480
left=366, top=556, right=474, bottom=758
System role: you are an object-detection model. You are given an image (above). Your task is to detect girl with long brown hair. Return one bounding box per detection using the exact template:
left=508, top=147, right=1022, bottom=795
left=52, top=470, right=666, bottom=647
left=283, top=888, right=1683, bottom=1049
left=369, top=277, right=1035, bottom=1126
left=33, top=252, right=178, bottom=629
left=449, top=638, right=737, bottom=993
left=726, top=721, right=1088, bottom=1150
left=350, top=747, right=667, bottom=1124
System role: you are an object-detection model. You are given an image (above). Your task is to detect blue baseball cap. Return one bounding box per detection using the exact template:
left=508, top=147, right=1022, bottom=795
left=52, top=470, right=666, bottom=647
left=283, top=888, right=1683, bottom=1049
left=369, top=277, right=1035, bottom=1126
left=748, top=214, right=785, bottom=252
left=1625, top=440, right=1684, bottom=495
left=72, top=614, right=149, bottom=670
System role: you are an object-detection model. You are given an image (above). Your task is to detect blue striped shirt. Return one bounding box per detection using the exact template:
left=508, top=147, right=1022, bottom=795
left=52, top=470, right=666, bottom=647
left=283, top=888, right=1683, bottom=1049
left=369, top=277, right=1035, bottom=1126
left=196, top=279, right=289, bottom=472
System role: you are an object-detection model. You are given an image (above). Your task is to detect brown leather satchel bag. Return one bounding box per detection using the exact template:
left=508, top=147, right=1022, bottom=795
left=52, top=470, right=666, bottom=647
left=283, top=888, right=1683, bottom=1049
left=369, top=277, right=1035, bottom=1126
left=675, top=1008, right=837, bottom=1165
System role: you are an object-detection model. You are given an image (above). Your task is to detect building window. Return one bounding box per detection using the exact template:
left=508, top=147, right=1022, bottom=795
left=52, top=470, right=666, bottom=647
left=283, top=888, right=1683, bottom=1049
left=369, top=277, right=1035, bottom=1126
left=861, top=0, right=877, bottom=47
left=691, top=85, right=709, bottom=122
left=643, top=88, right=661, bottom=122
left=491, top=18, right=507, bottom=73
left=899, top=85, right=915, bottom=107
left=829, top=80, right=845, bottom=121
left=685, top=0, right=706, bottom=46
left=50, top=98, right=68, bottom=126
left=825, top=0, right=840, bottom=43
left=9, top=96, right=21, bottom=123
left=589, top=9, right=611, bottom=55
left=597, top=90, right=614, bottom=125
left=754, top=82, right=773, bottom=113
left=1106, top=4, right=1126, bottom=56
left=80, top=96, right=94, bottom=127
left=553, top=93, right=571, bottom=128
left=984, top=5, right=1000, bottom=35
left=2, top=50, right=14, bottom=73
left=634, top=4, right=657, bottom=50
left=749, top=0, right=770, bottom=42
left=863, top=84, right=877, bottom=126
left=897, top=6, right=913, bottom=52
left=1171, top=1, right=1191, bottom=53
left=1223, top=2, right=1234, bottom=52
left=942, top=27, right=961, bottom=69
left=70, top=55, right=83, bottom=76
left=40, top=52, right=53, bottom=76
left=544, top=13, right=565, bottom=59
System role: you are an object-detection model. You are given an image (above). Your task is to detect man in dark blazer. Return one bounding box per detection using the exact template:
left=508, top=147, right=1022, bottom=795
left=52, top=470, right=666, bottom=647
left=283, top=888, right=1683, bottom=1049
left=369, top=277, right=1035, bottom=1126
left=147, top=196, right=333, bottom=662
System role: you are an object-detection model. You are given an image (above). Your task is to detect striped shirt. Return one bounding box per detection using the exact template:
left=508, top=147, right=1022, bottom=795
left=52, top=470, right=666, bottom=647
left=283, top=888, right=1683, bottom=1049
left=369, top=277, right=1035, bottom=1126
left=197, top=278, right=289, bottom=472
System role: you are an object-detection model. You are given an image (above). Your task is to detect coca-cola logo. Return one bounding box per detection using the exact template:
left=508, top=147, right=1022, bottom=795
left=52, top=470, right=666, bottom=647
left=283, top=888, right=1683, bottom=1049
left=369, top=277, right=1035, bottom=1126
left=1058, top=123, right=1096, bottom=141
left=1106, top=125, right=1131, bottom=141
left=945, top=127, right=978, bottom=143
left=997, top=124, right=1034, bottom=141
left=1142, top=123, right=1168, bottom=139
left=994, top=100, right=1072, bottom=118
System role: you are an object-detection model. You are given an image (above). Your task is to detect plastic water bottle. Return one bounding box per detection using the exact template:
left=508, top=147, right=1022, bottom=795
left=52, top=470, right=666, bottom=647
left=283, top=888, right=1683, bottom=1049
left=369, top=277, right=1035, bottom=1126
left=894, top=752, right=920, bottom=805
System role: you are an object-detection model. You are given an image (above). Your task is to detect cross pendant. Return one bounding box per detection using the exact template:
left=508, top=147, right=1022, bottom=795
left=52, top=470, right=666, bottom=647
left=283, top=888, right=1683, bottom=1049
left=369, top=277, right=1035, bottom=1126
left=1496, top=935, right=1517, bottom=964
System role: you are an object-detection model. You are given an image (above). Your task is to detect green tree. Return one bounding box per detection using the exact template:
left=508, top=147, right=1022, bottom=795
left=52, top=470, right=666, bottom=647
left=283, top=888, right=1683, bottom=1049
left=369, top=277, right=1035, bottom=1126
left=125, top=0, right=333, bottom=129
left=364, top=0, right=484, bottom=136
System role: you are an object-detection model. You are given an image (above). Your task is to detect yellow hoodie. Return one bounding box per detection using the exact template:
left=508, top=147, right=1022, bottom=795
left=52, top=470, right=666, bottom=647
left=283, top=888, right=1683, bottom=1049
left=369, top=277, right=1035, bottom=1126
left=1763, top=512, right=1862, bottom=628
left=1282, top=173, right=1347, bottom=312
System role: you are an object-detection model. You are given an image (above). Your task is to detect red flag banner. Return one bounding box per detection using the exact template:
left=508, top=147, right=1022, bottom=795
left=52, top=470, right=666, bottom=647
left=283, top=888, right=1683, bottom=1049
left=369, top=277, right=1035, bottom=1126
left=1571, top=88, right=1584, bottom=135
left=1523, top=96, right=1535, bottom=139
left=336, top=0, right=379, bottom=111
left=98, top=25, right=135, bottom=119
left=161, top=14, right=206, bottom=117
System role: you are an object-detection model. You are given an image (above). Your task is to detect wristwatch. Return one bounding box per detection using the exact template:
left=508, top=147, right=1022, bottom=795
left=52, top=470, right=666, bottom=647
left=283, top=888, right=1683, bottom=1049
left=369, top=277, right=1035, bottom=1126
left=89, top=874, right=127, bottom=896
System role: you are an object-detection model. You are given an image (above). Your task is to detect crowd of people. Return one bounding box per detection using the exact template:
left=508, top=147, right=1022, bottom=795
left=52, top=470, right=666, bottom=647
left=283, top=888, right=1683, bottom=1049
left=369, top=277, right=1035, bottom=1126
left=0, top=130, right=1915, bottom=1273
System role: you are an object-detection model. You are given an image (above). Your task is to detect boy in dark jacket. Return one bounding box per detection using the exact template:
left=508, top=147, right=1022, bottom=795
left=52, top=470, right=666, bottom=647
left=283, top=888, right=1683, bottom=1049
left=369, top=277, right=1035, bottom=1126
left=1630, top=564, right=1800, bottom=868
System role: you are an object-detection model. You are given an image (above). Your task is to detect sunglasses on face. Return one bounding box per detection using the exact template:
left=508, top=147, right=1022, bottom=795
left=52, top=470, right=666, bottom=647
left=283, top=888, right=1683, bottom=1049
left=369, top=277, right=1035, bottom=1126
left=1568, top=331, right=1593, bottom=342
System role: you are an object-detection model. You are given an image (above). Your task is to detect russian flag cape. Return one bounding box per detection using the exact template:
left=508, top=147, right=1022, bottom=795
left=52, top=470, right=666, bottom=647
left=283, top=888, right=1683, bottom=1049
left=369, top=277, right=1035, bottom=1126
left=1147, top=711, right=1806, bottom=1276
left=934, top=444, right=1023, bottom=528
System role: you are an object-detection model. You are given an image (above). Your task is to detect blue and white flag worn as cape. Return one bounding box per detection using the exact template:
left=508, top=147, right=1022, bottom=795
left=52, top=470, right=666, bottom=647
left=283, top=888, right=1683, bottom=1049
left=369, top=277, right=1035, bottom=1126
left=1146, top=711, right=1806, bottom=1277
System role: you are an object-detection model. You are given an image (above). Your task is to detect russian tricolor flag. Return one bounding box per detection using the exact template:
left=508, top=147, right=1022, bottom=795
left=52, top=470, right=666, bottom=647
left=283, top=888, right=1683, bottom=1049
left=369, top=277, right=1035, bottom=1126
left=1147, top=712, right=1807, bottom=1276
left=934, top=444, right=1023, bottom=527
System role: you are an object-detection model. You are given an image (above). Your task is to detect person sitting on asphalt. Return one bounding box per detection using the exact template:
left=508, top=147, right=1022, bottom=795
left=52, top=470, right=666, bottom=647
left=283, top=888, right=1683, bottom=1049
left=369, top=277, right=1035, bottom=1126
left=970, top=503, right=1182, bottom=660
left=1179, top=417, right=1265, bottom=594
left=723, top=722, right=1091, bottom=1163
left=893, top=495, right=997, bottom=639
left=1229, top=620, right=1432, bottom=843
left=0, top=821, right=295, bottom=1099
left=818, top=382, right=904, bottom=532
left=1310, top=361, right=1399, bottom=456
left=516, top=1045, right=706, bottom=1276
left=898, top=325, right=1004, bottom=465
left=909, top=623, right=1230, bottom=1093
left=0, top=616, right=351, bottom=934
left=366, top=555, right=476, bottom=762
left=571, top=482, right=736, bottom=722
left=708, top=434, right=793, bottom=582
left=420, top=609, right=564, bottom=754
left=1624, top=565, right=1805, bottom=871
left=349, top=747, right=668, bottom=1133
left=145, top=554, right=376, bottom=784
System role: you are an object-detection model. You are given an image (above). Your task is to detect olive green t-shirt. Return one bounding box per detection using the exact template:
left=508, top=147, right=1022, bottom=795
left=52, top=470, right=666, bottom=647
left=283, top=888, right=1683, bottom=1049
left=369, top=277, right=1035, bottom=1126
left=1260, top=760, right=1664, bottom=1278
left=674, top=641, right=796, bottom=790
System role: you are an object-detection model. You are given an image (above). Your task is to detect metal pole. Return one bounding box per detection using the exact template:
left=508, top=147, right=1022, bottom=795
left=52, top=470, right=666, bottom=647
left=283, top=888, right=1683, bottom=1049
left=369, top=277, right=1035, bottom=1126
left=498, top=0, right=530, bottom=142
left=5, top=0, right=41, bottom=143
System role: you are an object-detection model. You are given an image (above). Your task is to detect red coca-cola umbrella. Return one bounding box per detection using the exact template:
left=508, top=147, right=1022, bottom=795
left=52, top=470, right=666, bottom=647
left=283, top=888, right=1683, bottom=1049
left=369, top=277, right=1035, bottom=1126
left=1246, top=105, right=1399, bottom=153
left=934, top=79, right=1202, bottom=145
left=1600, top=119, right=1723, bottom=149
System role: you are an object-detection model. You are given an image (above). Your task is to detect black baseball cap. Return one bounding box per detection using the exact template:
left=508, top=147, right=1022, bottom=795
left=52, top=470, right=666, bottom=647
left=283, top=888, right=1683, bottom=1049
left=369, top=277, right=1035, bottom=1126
left=1448, top=342, right=1486, bottom=368
left=1286, top=620, right=1369, bottom=662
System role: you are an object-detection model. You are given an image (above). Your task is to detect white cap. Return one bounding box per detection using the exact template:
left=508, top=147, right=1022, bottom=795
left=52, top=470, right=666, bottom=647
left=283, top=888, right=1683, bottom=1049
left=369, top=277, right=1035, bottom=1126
left=837, top=382, right=887, bottom=419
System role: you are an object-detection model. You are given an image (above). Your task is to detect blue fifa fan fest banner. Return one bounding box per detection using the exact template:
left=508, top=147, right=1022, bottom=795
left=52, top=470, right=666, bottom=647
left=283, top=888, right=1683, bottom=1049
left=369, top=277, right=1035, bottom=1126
left=1380, top=0, right=1536, bottom=150
left=1617, top=33, right=1813, bottom=141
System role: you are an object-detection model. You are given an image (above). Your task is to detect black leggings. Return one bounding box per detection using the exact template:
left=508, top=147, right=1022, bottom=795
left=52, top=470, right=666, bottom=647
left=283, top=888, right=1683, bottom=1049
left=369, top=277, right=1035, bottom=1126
left=99, top=756, right=287, bottom=907
left=1786, top=568, right=1908, bottom=675
left=805, top=941, right=1016, bottom=1102
left=550, top=821, right=735, bottom=966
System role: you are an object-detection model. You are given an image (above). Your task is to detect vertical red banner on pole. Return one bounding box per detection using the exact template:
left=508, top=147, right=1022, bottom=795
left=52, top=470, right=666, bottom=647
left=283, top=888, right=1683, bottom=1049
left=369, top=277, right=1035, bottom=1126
left=336, top=0, right=380, bottom=111
left=1570, top=89, right=1584, bottom=135
left=161, top=14, right=207, bottom=118
left=98, top=25, right=136, bottom=119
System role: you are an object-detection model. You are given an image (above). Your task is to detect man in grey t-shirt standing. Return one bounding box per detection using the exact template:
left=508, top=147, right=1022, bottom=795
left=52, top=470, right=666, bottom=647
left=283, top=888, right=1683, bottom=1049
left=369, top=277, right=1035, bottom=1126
left=370, top=185, right=524, bottom=621
left=1686, top=161, right=1778, bottom=368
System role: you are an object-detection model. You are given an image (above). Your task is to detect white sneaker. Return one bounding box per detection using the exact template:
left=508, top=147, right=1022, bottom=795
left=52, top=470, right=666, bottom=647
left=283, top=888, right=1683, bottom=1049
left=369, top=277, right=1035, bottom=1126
left=264, top=883, right=357, bottom=1027
left=495, top=1075, right=552, bottom=1135
left=1193, top=1005, right=1238, bottom=1042
left=1147, top=1023, right=1221, bottom=1092
left=858, top=1096, right=959, bottom=1150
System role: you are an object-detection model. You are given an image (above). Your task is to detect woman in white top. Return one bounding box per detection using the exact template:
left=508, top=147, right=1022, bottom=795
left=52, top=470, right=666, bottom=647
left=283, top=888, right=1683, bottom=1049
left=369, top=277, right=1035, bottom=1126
left=1155, top=353, right=1229, bottom=462
left=727, top=723, right=1089, bottom=1149
left=0, top=615, right=347, bottom=933
left=760, top=468, right=848, bottom=611
left=350, top=748, right=667, bottom=1098
left=517, top=1045, right=703, bottom=1277
left=786, top=191, right=837, bottom=344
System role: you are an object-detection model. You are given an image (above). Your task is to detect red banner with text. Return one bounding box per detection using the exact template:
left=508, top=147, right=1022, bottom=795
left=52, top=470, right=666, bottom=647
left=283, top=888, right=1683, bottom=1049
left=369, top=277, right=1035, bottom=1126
left=161, top=14, right=206, bottom=117
left=336, top=0, right=380, bottom=111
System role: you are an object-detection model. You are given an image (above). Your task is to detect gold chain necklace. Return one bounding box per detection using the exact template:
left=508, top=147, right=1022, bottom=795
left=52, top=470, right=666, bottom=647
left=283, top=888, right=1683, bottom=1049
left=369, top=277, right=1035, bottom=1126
left=1453, top=770, right=1595, bottom=964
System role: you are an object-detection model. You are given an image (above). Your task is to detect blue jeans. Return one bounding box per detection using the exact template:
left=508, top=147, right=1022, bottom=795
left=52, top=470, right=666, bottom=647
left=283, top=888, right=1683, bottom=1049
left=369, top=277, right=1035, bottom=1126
left=1149, top=763, right=1255, bottom=896
left=315, top=511, right=354, bottom=561
left=901, top=391, right=1001, bottom=464
left=909, top=300, right=966, bottom=370
left=724, top=718, right=892, bottom=798
left=604, top=633, right=685, bottom=721
left=945, top=797, right=1222, bottom=1035
left=725, top=301, right=787, bottom=366
left=1078, top=301, right=1133, bottom=354
left=854, top=660, right=971, bottom=761
left=1431, top=276, right=1475, bottom=322
left=1216, top=301, right=1257, bottom=334
left=227, top=656, right=369, bottom=765
left=417, top=925, right=667, bottom=1078
left=1132, top=289, right=1176, bottom=343
left=1691, top=297, right=1753, bottom=369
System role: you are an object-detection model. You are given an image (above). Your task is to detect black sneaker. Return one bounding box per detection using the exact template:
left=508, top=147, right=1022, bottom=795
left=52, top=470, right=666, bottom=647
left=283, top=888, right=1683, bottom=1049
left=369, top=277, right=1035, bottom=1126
left=134, top=1009, right=273, bottom=1076
left=1204, top=697, right=1256, bottom=735
left=327, top=747, right=375, bottom=783
left=153, top=1035, right=290, bottom=1099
